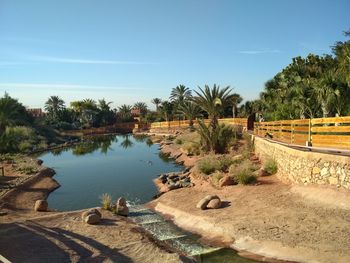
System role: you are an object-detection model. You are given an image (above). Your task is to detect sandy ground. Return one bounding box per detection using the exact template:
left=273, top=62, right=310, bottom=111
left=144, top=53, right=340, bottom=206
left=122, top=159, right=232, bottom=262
left=0, top=166, right=189, bottom=263
left=0, top=210, right=188, bottom=263
left=151, top=174, right=350, bottom=263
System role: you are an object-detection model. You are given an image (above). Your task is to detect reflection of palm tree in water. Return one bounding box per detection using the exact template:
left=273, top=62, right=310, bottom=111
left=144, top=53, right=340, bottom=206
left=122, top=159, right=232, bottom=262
left=120, top=135, right=134, bottom=149
left=72, top=135, right=116, bottom=156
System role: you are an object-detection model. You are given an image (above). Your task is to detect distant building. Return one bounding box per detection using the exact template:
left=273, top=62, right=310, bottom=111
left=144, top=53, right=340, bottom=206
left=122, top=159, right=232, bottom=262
left=27, top=108, right=45, bottom=118
left=131, top=108, right=141, bottom=117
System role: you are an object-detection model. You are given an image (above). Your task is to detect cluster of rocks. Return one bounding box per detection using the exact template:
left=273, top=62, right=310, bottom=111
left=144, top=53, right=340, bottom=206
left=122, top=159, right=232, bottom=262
left=196, top=195, right=222, bottom=210
left=82, top=208, right=102, bottom=224
left=156, top=170, right=193, bottom=192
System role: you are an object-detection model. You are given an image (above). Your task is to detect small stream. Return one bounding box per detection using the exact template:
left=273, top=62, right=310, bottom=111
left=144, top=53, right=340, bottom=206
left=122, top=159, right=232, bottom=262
left=39, top=134, right=260, bottom=262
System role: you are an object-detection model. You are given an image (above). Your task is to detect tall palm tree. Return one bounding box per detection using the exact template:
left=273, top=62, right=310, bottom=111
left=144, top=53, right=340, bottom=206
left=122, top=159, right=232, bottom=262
left=159, top=101, right=174, bottom=123
left=231, top=93, right=243, bottom=118
left=192, top=84, right=233, bottom=129
left=170, top=85, right=191, bottom=104
left=151, top=98, right=162, bottom=112
left=177, top=101, right=201, bottom=129
left=44, top=96, right=65, bottom=120
left=133, top=102, right=148, bottom=116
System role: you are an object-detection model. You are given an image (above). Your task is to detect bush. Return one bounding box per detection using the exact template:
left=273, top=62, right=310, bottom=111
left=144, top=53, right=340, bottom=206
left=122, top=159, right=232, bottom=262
left=0, top=126, right=39, bottom=153
left=229, top=159, right=258, bottom=185
left=235, top=169, right=257, bottom=185
left=182, top=141, right=201, bottom=156
left=218, top=155, right=234, bottom=172
left=264, top=158, right=278, bottom=175
left=16, top=164, right=38, bottom=175
left=197, top=121, right=237, bottom=154
left=198, top=155, right=221, bottom=175
left=175, top=138, right=183, bottom=145
left=211, top=171, right=225, bottom=186
left=100, top=193, right=112, bottom=210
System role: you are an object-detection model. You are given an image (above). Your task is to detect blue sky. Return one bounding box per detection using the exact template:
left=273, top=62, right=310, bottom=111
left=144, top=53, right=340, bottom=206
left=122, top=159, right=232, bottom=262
left=0, top=0, right=349, bottom=109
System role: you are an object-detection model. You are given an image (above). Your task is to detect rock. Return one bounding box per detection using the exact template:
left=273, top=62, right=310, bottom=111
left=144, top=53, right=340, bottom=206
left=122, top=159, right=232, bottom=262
left=116, top=197, right=129, bottom=216
left=196, top=195, right=220, bottom=210
left=219, top=175, right=235, bottom=187
left=34, top=200, right=48, bottom=212
left=36, top=159, right=43, bottom=165
left=117, top=197, right=127, bottom=206
left=81, top=208, right=101, bottom=220
left=207, top=198, right=221, bottom=209
left=116, top=205, right=129, bottom=216
left=84, top=213, right=101, bottom=224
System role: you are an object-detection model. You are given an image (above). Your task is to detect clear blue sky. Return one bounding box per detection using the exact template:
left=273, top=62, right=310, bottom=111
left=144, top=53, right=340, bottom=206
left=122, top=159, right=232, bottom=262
left=0, top=0, right=349, bottom=109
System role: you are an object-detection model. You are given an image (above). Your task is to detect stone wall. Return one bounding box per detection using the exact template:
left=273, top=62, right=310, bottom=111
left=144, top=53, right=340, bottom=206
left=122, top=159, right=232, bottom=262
left=253, top=136, right=350, bottom=189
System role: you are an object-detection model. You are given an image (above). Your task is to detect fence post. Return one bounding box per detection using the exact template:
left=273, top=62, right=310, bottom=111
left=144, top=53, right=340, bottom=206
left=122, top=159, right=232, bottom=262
left=307, top=119, right=312, bottom=146
left=290, top=121, right=294, bottom=144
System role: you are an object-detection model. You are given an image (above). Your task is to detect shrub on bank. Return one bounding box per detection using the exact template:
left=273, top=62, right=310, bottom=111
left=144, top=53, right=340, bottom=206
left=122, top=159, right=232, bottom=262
left=264, top=158, right=278, bottom=175
left=100, top=193, right=112, bottom=210
left=198, top=155, right=221, bottom=175
left=229, top=159, right=258, bottom=185
left=211, top=171, right=225, bottom=186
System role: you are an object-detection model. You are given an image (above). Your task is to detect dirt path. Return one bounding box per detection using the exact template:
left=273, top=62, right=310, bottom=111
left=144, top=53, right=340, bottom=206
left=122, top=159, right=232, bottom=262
left=151, top=175, right=350, bottom=263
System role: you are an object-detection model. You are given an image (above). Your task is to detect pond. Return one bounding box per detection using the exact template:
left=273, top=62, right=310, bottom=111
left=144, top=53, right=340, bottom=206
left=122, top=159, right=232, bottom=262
left=39, top=134, right=183, bottom=211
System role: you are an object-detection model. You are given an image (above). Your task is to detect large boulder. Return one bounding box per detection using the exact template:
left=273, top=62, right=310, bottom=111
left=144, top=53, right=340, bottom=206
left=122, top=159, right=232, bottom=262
left=219, top=175, right=235, bottom=187
left=34, top=200, right=48, bottom=212
left=81, top=208, right=102, bottom=220
left=196, top=195, right=220, bottom=210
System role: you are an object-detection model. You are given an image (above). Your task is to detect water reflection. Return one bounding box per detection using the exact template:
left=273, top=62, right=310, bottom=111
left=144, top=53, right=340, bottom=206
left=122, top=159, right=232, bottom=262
left=120, top=134, right=134, bottom=149
left=72, top=135, right=116, bottom=156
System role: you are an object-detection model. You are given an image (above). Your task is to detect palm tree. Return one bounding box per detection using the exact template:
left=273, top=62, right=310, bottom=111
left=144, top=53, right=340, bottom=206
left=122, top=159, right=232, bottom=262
left=192, top=84, right=233, bottom=129
left=133, top=102, right=148, bottom=116
left=312, top=70, right=339, bottom=118
left=177, top=101, right=201, bottom=129
left=44, top=96, right=65, bottom=121
left=151, top=98, right=162, bottom=112
left=0, top=93, right=29, bottom=134
left=231, top=93, right=243, bottom=118
left=118, top=104, right=132, bottom=121
left=170, top=85, right=191, bottom=104
left=159, top=101, right=174, bottom=123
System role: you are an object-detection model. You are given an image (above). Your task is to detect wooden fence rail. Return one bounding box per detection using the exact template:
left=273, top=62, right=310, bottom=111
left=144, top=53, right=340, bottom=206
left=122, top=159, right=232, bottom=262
left=150, top=118, right=248, bottom=129
left=254, top=116, right=350, bottom=149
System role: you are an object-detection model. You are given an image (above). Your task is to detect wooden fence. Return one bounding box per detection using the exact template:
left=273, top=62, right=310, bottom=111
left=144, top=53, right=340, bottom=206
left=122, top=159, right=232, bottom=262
left=150, top=118, right=248, bottom=129
left=254, top=116, right=350, bottom=149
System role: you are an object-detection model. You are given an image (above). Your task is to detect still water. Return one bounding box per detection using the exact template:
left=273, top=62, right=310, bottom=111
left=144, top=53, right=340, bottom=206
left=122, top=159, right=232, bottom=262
left=39, top=134, right=182, bottom=211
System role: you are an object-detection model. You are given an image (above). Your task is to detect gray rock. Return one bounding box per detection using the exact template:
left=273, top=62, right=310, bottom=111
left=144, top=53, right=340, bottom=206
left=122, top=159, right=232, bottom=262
left=196, top=195, right=220, bottom=210
left=84, top=213, right=101, bottom=224
left=81, top=208, right=101, bottom=220
left=34, top=200, right=48, bottom=212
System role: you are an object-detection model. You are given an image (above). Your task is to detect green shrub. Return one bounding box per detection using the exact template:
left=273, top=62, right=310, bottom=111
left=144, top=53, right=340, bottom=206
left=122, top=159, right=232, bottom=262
left=182, top=141, right=201, bottom=156
left=16, top=165, right=38, bottom=175
left=175, top=138, right=183, bottom=145
left=198, top=155, right=221, bottom=175
left=235, top=168, right=257, bottom=185
left=197, top=121, right=237, bottom=154
left=264, top=158, right=278, bottom=175
left=218, top=155, right=234, bottom=172
left=211, top=171, right=225, bottom=186
left=100, top=193, right=112, bottom=210
left=229, top=159, right=258, bottom=185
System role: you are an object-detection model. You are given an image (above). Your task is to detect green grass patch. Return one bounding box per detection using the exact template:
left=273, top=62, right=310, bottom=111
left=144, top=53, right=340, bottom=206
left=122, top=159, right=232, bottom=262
left=264, top=158, right=278, bottom=175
